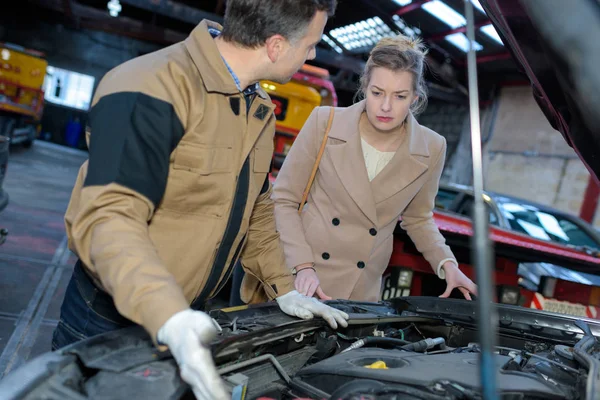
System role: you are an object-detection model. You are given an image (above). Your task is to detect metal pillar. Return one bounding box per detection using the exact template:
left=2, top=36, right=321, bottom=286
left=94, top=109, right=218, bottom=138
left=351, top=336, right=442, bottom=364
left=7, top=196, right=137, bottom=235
left=464, top=1, right=498, bottom=399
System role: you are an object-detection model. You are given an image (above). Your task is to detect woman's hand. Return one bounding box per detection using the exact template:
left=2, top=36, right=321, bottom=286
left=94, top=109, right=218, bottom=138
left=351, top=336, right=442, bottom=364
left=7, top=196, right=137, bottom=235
left=294, top=266, right=332, bottom=300
left=439, top=262, right=478, bottom=300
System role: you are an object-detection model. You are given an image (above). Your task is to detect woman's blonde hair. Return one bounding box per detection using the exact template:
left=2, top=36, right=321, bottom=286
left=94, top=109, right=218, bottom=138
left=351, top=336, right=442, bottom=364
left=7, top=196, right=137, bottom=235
left=357, top=35, right=429, bottom=116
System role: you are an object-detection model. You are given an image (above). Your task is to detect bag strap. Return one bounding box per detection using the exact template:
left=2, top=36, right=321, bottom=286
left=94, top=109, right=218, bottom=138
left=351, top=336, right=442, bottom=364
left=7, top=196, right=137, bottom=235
left=298, top=107, right=335, bottom=215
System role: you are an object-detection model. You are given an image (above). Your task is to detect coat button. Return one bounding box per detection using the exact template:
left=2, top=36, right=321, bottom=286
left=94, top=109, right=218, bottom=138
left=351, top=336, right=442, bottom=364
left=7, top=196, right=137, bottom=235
left=369, top=228, right=377, bottom=236
left=357, top=261, right=365, bottom=269
left=332, top=218, right=340, bottom=226
left=322, top=252, right=330, bottom=260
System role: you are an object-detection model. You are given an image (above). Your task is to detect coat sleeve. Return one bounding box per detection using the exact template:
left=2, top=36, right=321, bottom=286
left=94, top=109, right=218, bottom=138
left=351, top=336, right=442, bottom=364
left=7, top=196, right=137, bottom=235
left=271, top=107, right=324, bottom=270
left=67, top=90, right=189, bottom=344
left=239, top=176, right=296, bottom=299
left=400, top=137, right=457, bottom=278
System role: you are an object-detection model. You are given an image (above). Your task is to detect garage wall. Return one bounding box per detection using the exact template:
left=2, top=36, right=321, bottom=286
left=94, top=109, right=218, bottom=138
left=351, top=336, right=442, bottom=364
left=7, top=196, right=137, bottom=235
left=483, top=86, right=600, bottom=227
left=0, top=6, right=161, bottom=146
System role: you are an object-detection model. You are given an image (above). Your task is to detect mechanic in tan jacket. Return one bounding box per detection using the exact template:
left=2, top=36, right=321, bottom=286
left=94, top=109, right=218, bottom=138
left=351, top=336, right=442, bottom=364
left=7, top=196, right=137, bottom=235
left=52, top=2, right=348, bottom=399
left=272, top=35, right=478, bottom=302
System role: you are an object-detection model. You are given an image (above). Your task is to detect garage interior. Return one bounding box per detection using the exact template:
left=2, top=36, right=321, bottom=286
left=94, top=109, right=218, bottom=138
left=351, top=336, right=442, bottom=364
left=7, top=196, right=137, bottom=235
left=0, top=0, right=599, bottom=388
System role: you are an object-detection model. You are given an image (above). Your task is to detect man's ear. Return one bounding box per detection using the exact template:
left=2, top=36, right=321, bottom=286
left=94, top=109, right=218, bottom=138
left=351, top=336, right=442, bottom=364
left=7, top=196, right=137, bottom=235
left=265, top=34, right=287, bottom=63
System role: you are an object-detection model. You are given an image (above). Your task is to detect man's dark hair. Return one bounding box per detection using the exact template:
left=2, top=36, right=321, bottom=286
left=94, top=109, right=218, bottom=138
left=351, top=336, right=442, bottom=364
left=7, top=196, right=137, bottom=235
left=221, top=0, right=337, bottom=48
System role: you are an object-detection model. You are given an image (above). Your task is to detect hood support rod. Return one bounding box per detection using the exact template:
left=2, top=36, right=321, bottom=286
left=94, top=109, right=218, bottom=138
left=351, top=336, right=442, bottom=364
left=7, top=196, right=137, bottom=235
left=464, top=1, right=499, bottom=399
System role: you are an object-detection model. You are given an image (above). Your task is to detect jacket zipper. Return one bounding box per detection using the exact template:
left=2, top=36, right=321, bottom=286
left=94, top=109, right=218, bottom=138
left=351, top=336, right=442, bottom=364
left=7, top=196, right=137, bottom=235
left=211, top=233, right=247, bottom=298
left=192, top=155, right=250, bottom=308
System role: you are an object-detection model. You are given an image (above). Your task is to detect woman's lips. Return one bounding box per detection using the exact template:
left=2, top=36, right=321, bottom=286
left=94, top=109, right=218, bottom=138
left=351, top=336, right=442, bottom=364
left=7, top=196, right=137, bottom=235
left=377, top=116, right=393, bottom=123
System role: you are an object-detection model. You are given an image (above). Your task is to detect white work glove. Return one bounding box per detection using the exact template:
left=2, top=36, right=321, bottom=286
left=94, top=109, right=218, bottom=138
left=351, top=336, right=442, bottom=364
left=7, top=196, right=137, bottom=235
left=276, top=290, right=349, bottom=329
left=157, top=309, right=229, bottom=400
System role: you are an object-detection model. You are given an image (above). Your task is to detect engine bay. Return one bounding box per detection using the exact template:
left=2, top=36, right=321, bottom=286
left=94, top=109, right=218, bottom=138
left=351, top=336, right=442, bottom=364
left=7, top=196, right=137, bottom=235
left=1, top=297, right=598, bottom=400
left=211, top=299, right=599, bottom=400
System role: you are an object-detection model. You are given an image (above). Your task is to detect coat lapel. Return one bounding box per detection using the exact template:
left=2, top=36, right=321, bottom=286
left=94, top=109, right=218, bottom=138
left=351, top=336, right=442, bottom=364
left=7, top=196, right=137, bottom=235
left=371, top=113, right=430, bottom=204
left=327, top=102, right=379, bottom=226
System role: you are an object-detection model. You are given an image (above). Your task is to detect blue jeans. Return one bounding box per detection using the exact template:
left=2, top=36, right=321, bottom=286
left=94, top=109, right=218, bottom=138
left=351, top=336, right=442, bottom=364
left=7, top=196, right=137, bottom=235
left=51, top=260, right=135, bottom=351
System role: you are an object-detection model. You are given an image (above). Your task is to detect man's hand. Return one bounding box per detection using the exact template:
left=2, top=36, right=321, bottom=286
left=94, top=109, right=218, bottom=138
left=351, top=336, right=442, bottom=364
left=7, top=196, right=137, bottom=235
left=276, top=290, right=349, bottom=329
left=294, top=266, right=332, bottom=300
left=439, top=262, right=478, bottom=300
left=157, top=309, right=229, bottom=400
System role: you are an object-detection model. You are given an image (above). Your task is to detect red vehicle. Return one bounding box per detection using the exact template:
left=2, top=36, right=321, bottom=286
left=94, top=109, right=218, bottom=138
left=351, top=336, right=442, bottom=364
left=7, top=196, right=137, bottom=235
left=383, top=209, right=600, bottom=319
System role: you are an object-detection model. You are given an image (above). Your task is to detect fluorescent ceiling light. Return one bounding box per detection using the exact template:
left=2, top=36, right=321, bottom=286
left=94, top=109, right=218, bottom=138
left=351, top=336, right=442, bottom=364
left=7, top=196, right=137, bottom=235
left=393, top=0, right=412, bottom=6
left=321, top=35, right=343, bottom=54
left=481, top=24, right=503, bottom=45
left=470, top=0, right=485, bottom=13
left=329, top=17, right=397, bottom=51
left=445, top=32, right=483, bottom=52
left=422, top=0, right=466, bottom=29
left=107, top=0, right=122, bottom=17
left=392, top=14, right=420, bottom=37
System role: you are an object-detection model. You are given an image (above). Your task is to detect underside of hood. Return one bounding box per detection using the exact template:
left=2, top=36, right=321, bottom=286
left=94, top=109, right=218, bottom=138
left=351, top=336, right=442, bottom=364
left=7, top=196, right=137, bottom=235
left=480, top=0, right=600, bottom=181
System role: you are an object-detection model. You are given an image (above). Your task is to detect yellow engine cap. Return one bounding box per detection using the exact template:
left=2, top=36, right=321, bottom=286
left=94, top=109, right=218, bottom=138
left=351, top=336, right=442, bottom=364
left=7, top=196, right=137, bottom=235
left=364, top=360, right=388, bottom=369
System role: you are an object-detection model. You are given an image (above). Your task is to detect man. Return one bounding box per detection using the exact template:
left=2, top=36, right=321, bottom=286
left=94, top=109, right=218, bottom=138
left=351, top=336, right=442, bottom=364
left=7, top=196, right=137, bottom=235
left=52, top=1, right=348, bottom=399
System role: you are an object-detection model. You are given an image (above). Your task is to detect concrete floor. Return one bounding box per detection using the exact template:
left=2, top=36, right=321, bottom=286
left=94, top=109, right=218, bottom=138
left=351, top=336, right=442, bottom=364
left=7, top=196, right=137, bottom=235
left=0, top=141, right=87, bottom=378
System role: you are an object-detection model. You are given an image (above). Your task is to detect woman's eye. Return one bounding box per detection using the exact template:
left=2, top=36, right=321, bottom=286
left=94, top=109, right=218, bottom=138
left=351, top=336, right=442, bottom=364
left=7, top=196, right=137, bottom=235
left=371, top=91, right=381, bottom=96
left=396, top=95, right=407, bottom=100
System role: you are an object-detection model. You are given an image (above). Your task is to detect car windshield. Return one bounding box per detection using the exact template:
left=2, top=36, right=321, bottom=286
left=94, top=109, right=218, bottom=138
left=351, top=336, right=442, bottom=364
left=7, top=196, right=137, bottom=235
left=496, top=201, right=600, bottom=250
left=435, top=188, right=459, bottom=210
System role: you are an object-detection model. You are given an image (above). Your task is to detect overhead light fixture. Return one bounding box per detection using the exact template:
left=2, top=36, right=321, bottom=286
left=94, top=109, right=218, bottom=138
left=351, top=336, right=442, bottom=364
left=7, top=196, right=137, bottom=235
left=480, top=24, right=503, bottom=45
left=329, top=17, right=397, bottom=52
left=107, top=0, right=122, bottom=17
left=391, top=15, right=420, bottom=38
left=321, top=35, right=343, bottom=54
left=393, top=0, right=412, bottom=6
left=470, top=0, right=485, bottom=14
left=445, top=32, right=483, bottom=52
left=422, top=0, right=467, bottom=29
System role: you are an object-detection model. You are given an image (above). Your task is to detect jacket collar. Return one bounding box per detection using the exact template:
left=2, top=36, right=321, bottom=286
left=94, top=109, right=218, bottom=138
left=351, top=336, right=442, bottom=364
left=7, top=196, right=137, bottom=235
left=328, top=99, right=430, bottom=157
left=184, top=19, right=268, bottom=99
left=325, top=99, right=432, bottom=225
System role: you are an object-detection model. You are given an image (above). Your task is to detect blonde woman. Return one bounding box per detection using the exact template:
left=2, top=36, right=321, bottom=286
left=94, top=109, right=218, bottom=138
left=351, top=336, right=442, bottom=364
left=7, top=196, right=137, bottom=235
left=272, top=35, right=477, bottom=301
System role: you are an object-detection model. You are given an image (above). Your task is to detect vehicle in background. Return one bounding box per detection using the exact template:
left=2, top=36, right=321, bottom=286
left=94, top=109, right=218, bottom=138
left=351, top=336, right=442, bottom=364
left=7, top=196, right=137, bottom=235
left=261, top=63, right=337, bottom=178
left=0, top=42, right=48, bottom=147
left=434, top=182, right=600, bottom=291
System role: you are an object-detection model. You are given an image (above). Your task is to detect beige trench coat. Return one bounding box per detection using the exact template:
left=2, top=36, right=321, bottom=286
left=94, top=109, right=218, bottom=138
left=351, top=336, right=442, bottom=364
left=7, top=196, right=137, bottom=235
left=272, top=100, right=456, bottom=301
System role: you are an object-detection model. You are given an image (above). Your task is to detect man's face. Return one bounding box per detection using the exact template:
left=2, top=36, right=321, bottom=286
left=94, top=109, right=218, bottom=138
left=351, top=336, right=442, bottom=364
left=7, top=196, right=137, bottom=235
left=268, top=10, right=328, bottom=84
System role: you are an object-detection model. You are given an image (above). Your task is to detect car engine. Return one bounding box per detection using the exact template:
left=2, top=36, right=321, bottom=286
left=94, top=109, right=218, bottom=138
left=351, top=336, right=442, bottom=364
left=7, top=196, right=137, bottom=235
left=211, top=300, right=598, bottom=400
left=0, top=298, right=597, bottom=400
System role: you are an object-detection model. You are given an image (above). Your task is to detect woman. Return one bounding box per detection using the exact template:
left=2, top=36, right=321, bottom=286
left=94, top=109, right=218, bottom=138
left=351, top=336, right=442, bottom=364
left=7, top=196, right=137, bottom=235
left=272, top=35, right=477, bottom=302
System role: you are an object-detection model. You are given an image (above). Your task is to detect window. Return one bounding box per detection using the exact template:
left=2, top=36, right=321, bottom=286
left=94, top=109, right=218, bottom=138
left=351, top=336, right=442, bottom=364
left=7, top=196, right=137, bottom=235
left=435, top=188, right=459, bottom=210
left=43, top=66, right=95, bottom=111
left=497, top=201, right=600, bottom=250
left=456, top=195, right=500, bottom=226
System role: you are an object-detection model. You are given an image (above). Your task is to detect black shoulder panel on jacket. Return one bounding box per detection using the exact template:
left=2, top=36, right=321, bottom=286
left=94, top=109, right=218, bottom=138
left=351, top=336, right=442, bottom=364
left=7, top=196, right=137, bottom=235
left=84, top=92, right=185, bottom=207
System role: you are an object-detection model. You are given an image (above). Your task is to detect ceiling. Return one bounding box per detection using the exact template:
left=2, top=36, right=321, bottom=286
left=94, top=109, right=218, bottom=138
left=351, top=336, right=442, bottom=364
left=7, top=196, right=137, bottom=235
left=23, top=0, right=527, bottom=101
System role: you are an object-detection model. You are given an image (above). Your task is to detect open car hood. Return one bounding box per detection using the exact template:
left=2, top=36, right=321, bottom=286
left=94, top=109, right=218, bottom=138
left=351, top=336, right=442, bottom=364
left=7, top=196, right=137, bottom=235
left=481, top=0, right=600, bottom=181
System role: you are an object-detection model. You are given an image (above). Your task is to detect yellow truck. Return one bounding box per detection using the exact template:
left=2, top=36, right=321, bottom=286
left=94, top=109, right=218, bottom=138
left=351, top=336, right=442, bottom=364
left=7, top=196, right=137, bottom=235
left=260, top=64, right=337, bottom=178
left=0, top=42, right=48, bottom=147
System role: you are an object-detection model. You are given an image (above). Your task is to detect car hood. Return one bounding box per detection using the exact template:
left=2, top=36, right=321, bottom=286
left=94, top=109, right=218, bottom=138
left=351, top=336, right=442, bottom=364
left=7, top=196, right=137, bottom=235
left=481, top=0, right=600, bottom=181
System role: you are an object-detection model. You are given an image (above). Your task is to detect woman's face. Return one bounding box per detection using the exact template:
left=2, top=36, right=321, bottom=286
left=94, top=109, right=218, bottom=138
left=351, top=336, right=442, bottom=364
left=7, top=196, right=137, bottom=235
left=365, top=67, right=417, bottom=132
